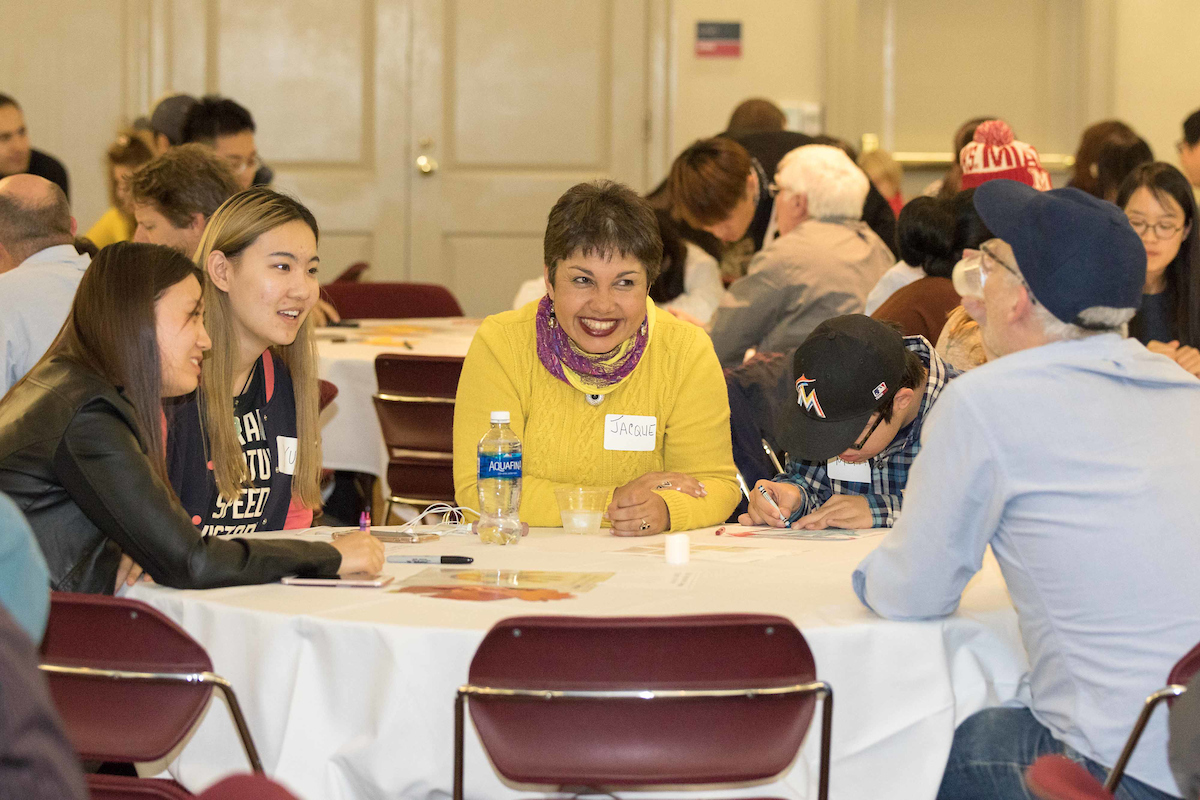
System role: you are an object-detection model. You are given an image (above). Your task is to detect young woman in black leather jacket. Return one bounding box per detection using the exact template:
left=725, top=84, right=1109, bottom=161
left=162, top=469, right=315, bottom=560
left=0, top=241, right=382, bottom=593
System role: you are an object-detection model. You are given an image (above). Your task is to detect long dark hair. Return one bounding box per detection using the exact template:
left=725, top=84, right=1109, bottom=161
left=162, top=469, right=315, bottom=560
left=3, top=242, right=203, bottom=484
left=1117, top=162, right=1200, bottom=347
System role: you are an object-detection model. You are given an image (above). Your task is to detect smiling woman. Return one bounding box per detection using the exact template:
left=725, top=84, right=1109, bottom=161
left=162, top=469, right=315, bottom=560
left=166, top=188, right=331, bottom=537
left=0, top=242, right=380, bottom=593
left=453, top=181, right=741, bottom=536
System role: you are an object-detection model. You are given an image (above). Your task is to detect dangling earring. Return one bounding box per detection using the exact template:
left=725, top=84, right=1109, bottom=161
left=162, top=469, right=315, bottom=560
left=639, top=316, right=648, bottom=336
left=547, top=299, right=557, bottom=328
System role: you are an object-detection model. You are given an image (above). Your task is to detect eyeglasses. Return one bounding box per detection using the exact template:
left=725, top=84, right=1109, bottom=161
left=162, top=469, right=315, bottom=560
left=1127, top=218, right=1185, bottom=240
left=224, top=155, right=261, bottom=175
left=952, top=239, right=1036, bottom=302
left=847, top=412, right=886, bottom=451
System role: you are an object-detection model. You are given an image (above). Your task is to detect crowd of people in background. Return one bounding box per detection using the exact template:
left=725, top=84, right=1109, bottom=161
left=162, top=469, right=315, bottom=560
left=1, top=86, right=1200, bottom=799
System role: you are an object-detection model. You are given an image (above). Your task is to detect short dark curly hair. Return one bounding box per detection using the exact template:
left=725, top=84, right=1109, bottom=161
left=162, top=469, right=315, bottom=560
left=543, top=180, right=663, bottom=286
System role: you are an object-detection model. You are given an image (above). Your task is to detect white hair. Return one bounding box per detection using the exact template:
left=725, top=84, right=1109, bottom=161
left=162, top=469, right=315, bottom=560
left=1031, top=303, right=1134, bottom=341
left=1000, top=261, right=1135, bottom=340
left=775, top=144, right=870, bottom=220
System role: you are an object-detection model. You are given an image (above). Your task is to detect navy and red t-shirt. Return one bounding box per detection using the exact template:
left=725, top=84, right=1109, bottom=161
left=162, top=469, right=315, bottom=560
left=167, top=350, right=301, bottom=536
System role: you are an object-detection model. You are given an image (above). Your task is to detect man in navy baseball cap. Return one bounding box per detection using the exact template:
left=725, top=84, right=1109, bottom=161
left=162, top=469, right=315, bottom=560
left=854, top=178, right=1200, bottom=800
left=951, top=180, right=1145, bottom=357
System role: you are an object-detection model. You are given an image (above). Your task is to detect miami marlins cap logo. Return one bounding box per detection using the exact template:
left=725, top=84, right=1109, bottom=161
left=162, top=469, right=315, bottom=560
left=795, top=374, right=826, bottom=419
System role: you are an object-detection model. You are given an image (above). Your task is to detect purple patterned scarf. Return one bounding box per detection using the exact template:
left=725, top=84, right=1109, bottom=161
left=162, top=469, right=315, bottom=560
left=535, top=294, right=649, bottom=391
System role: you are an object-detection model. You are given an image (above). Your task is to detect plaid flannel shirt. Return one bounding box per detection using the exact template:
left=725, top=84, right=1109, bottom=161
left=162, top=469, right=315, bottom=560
left=776, top=336, right=959, bottom=527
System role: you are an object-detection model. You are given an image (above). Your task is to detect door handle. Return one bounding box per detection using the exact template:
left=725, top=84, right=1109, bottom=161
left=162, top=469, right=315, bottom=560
left=416, top=155, right=438, bottom=174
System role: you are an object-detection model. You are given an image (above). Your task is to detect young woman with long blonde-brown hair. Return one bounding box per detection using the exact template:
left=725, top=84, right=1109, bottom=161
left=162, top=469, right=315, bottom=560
left=167, top=187, right=325, bottom=535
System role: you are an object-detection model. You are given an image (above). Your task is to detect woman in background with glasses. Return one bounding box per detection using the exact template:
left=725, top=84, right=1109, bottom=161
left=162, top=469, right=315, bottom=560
left=1116, top=162, right=1200, bottom=376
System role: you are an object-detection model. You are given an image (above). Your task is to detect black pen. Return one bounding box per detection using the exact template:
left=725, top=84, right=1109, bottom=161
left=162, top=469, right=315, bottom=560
left=386, top=555, right=473, bottom=564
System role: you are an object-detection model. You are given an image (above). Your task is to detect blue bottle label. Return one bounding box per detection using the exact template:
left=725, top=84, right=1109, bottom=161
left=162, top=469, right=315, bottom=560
left=479, top=452, right=522, bottom=480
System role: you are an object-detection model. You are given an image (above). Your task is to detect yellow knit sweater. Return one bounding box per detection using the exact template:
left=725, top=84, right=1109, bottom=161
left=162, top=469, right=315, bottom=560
left=453, top=302, right=740, bottom=531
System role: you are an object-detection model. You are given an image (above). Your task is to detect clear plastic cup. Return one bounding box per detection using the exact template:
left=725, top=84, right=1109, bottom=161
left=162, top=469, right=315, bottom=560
left=554, top=487, right=608, bottom=535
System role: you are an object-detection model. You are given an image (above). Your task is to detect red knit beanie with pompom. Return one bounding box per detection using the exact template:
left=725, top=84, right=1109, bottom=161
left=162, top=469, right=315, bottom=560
left=959, top=120, right=1052, bottom=191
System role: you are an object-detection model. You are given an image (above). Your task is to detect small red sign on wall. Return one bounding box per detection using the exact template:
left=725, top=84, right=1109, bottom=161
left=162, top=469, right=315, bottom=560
left=696, top=21, right=741, bottom=58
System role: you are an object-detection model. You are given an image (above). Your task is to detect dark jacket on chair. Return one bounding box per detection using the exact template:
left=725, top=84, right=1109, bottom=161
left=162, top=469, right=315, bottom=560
left=0, top=357, right=340, bottom=594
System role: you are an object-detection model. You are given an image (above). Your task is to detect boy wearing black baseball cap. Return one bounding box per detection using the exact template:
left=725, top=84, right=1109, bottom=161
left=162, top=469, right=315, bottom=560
left=740, top=314, right=959, bottom=531
left=854, top=180, right=1200, bottom=800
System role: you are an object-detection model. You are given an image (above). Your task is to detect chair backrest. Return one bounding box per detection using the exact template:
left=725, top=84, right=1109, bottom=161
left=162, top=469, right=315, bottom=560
left=1169, top=640, right=1200, bottom=689
left=373, top=354, right=463, bottom=504
left=317, top=378, right=339, bottom=412
left=330, top=261, right=369, bottom=283
left=40, top=593, right=214, bottom=763
left=87, top=775, right=194, bottom=800
left=321, top=281, right=463, bottom=320
left=466, top=614, right=818, bottom=788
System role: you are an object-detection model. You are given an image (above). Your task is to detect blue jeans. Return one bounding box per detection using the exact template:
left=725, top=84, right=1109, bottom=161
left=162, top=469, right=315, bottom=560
left=936, top=707, right=1179, bottom=800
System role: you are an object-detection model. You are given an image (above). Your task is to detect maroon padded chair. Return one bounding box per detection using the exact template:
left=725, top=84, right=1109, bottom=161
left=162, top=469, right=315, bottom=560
left=317, top=379, right=339, bottom=412
left=372, top=354, right=462, bottom=520
left=330, top=261, right=369, bottom=283
left=1097, top=640, right=1198, bottom=793
left=454, top=614, right=833, bottom=800
left=87, top=774, right=194, bottom=800
left=1025, top=755, right=1113, bottom=800
left=321, top=281, right=463, bottom=320
left=38, top=593, right=263, bottom=788
left=1025, top=639, right=1200, bottom=798
left=89, top=773, right=301, bottom=800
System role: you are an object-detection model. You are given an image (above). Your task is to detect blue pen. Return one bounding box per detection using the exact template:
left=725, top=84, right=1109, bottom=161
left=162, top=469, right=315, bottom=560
left=757, top=485, right=788, bottom=524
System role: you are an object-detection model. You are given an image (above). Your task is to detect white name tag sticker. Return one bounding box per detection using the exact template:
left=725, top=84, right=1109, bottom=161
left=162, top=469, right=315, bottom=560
left=276, top=436, right=298, bottom=475
left=603, top=414, right=657, bottom=451
left=826, top=457, right=871, bottom=484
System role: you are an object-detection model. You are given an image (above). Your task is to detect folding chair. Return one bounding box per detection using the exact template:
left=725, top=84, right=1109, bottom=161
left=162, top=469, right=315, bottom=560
left=1025, top=639, right=1200, bottom=799
left=88, top=773, right=300, bottom=800
left=330, top=261, right=369, bottom=283
left=39, top=593, right=263, bottom=799
left=373, top=354, right=463, bottom=521
left=454, top=614, right=833, bottom=800
left=321, top=281, right=463, bottom=319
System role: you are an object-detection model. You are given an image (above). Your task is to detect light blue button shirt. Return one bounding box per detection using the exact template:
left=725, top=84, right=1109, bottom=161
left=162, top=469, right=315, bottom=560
left=0, top=244, right=89, bottom=393
left=853, top=334, right=1200, bottom=796
left=0, top=491, right=50, bottom=644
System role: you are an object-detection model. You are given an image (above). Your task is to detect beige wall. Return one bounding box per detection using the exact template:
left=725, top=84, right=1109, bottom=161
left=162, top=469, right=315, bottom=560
left=669, top=0, right=824, bottom=157
left=1112, top=0, right=1200, bottom=171
left=0, top=0, right=127, bottom=231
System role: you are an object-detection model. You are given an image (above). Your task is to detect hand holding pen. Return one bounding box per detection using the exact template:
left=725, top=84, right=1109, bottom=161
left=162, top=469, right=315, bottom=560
left=738, top=480, right=803, bottom=528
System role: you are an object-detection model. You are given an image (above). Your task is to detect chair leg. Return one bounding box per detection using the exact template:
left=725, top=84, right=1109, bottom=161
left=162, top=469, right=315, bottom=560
left=211, top=678, right=264, bottom=773
left=817, top=683, right=834, bottom=800
left=453, top=691, right=466, bottom=800
left=383, top=498, right=393, bottom=526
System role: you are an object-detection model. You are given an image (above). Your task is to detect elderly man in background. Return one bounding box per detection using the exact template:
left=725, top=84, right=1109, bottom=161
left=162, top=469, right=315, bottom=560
left=855, top=180, right=1200, bottom=800
left=0, top=175, right=87, bottom=393
left=706, top=144, right=894, bottom=368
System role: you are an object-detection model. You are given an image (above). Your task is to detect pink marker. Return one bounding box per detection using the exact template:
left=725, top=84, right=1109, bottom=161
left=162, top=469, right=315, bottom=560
left=359, top=511, right=371, bottom=532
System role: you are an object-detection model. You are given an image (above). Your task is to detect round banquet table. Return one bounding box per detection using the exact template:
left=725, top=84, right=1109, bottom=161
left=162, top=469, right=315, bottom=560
left=316, top=318, right=482, bottom=483
left=127, top=526, right=1028, bottom=800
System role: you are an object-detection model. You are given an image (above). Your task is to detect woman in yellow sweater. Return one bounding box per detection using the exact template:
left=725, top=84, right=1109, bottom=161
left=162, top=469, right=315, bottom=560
left=453, top=180, right=740, bottom=535
left=84, top=131, right=154, bottom=248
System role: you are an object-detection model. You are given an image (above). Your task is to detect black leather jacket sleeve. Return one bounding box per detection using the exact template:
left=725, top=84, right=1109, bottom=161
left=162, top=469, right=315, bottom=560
left=52, top=399, right=341, bottom=589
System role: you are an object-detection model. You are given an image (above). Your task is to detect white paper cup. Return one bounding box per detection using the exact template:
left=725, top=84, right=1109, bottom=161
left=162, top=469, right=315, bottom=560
left=554, top=487, right=607, bottom=535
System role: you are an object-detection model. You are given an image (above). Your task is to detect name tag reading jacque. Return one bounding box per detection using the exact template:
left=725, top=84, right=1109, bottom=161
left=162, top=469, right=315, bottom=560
left=604, top=414, right=657, bottom=451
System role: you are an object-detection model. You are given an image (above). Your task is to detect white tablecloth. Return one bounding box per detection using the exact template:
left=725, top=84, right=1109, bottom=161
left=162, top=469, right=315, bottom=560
left=316, top=318, right=480, bottom=481
left=128, top=526, right=1028, bottom=800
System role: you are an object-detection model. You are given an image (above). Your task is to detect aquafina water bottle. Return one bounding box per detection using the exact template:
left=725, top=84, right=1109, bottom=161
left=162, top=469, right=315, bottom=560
left=477, top=411, right=522, bottom=545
